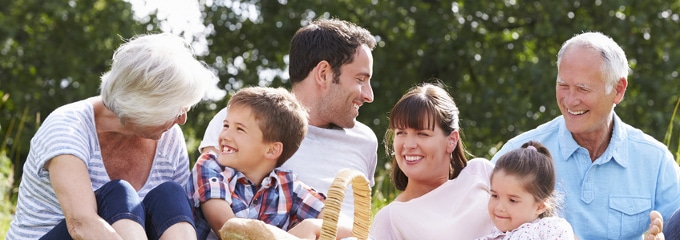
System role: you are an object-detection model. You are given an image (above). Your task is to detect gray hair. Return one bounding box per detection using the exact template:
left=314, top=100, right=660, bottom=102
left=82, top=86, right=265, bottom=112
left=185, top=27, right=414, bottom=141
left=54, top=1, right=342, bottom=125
left=100, top=33, right=212, bottom=127
left=556, top=32, right=629, bottom=93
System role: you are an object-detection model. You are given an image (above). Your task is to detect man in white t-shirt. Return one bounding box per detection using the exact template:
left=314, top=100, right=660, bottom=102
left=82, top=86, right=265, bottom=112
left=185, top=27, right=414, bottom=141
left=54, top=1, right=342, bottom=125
left=199, top=18, right=378, bottom=220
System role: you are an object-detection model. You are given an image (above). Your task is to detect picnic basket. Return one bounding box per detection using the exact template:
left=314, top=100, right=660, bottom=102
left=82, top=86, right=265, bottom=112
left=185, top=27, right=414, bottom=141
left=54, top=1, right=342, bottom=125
left=319, top=168, right=372, bottom=240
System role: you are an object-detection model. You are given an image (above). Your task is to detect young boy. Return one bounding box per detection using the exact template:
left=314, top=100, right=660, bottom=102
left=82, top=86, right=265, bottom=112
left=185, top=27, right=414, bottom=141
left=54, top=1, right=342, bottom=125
left=185, top=87, right=326, bottom=240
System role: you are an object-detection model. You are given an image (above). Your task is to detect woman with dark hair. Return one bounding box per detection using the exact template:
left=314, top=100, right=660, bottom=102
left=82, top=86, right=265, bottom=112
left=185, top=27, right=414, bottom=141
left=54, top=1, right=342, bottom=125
left=370, top=82, right=494, bottom=239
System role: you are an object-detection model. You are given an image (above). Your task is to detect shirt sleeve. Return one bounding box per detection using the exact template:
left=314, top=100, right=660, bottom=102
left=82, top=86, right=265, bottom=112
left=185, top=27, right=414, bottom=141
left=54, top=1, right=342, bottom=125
left=654, top=149, right=680, bottom=223
left=189, top=152, right=234, bottom=205
left=30, top=103, right=92, bottom=174
left=538, top=217, right=575, bottom=239
left=167, top=125, right=191, bottom=185
left=291, top=179, right=326, bottom=221
left=367, top=151, right=378, bottom=187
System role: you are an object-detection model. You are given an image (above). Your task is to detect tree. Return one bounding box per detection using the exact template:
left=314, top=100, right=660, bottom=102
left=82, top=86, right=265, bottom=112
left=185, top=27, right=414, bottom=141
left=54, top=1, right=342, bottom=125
left=2, top=0, right=679, bottom=208
left=196, top=0, right=680, bottom=198
left=0, top=0, right=160, bottom=200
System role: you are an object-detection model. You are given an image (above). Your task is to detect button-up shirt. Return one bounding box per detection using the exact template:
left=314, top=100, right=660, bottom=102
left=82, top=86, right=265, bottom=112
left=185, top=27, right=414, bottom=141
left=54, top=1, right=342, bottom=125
left=186, top=152, right=326, bottom=240
left=491, top=113, right=680, bottom=239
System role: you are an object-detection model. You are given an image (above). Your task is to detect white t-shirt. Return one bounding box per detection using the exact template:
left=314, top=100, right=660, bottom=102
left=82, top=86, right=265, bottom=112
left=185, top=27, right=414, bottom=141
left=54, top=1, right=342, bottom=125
left=198, top=107, right=227, bottom=152
left=370, top=158, right=495, bottom=240
left=199, top=107, right=378, bottom=219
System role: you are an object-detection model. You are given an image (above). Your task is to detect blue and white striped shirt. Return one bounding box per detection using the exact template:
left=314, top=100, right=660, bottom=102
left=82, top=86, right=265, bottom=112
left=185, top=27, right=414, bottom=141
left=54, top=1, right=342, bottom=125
left=7, top=99, right=191, bottom=239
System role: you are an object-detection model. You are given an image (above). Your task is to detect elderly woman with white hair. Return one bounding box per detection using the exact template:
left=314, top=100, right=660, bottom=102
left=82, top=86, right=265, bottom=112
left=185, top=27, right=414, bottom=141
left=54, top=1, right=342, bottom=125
left=7, top=33, right=213, bottom=240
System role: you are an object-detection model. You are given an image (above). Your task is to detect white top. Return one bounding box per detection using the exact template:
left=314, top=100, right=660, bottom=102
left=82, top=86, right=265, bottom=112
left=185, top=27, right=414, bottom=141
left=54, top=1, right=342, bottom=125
left=370, top=158, right=495, bottom=240
left=7, top=99, right=191, bottom=239
left=476, top=217, right=575, bottom=240
left=199, top=107, right=378, bottom=219
left=198, top=107, right=227, bottom=152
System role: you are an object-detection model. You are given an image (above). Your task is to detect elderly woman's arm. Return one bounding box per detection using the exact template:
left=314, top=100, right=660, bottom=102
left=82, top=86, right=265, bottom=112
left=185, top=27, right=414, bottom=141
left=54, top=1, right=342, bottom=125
left=47, top=155, right=141, bottom=240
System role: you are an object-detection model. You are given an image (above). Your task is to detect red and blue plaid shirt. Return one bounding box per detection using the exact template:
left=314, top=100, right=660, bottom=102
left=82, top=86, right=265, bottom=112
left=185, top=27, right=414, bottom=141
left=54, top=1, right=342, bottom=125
left=186, top=152, right=326, bottom=239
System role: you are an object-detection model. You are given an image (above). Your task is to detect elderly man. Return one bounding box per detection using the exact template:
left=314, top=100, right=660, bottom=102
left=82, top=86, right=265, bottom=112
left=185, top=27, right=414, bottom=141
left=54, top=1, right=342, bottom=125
left=491, top=32, right=679, bottom=239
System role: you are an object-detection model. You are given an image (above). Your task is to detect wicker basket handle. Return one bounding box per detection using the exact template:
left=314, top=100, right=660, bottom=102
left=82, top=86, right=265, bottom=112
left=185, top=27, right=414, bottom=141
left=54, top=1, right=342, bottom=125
left=319, top=169, right=372, bottom=240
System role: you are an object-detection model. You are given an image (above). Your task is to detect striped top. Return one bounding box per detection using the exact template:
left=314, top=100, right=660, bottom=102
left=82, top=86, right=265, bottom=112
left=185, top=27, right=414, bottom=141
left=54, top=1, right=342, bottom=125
left=7, top=98, right=191, bottom=239
left=186, top=152, right=326, bottom=240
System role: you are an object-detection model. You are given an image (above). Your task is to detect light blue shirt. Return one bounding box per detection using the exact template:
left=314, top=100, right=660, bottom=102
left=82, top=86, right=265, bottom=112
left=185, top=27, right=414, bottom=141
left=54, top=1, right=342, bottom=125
left=491, top=113, right=680, bottom=240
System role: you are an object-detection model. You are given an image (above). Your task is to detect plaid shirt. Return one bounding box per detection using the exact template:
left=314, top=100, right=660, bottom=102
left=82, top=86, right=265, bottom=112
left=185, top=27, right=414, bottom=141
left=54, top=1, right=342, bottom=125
left=186, top=152, right=326, bottom=239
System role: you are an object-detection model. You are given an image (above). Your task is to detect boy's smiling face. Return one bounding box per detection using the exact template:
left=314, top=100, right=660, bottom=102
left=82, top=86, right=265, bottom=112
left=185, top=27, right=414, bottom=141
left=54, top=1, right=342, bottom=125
left=217, top=105, right=271, bottom=174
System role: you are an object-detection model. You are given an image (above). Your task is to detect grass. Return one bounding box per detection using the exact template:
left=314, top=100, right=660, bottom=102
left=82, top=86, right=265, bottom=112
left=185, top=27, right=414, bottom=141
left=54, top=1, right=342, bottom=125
left=664, top=97, right=680, bottom=164
left=370, top=165, right=398, bottom=219
left=0, top=150, right=13, bottom=237
left=0, top=91, right=17, bottom=237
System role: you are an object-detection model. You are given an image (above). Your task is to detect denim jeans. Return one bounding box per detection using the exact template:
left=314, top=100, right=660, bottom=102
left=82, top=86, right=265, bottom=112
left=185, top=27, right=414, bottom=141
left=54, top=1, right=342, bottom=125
left=664, top=208, right=680, bottom=240
left=40, top=180, right=194, bottom=239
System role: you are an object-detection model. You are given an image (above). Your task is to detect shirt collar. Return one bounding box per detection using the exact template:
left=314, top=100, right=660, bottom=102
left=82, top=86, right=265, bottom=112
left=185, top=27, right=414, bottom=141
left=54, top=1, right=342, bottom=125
left=557, top=112, right=628, bottom=168
left=234, top=170, right=281, bottom=188
left=260, top=170, right=282, bottom=188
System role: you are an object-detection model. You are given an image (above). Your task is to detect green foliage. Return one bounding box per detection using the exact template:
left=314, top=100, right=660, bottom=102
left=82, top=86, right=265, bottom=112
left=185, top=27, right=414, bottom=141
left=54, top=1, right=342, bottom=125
left=196, top=0, right=680, bottom=199
left=0, top=149, right=12, bottom=237
left=0, top=0, right=161, bottom=199
left=0, top=0, right=162, bottom=233
left=664, top=97, right=680, bottom=163
left=0, top=91, right=16, bottom=237
left=370, top=166, right=398, bottom=219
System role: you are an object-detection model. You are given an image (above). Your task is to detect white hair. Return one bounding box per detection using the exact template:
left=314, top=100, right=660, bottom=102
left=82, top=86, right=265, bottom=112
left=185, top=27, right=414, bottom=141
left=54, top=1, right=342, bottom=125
left=556, top=32, right=629, bottom=94
left=100, top=33, right=213, bottom=127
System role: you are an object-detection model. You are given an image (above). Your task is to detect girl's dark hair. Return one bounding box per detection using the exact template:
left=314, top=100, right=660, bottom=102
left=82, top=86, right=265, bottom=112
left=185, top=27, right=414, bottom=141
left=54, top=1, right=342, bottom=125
left=493, top=141, right=557, bottom=218
left=385, top=82, right=468, bottom=191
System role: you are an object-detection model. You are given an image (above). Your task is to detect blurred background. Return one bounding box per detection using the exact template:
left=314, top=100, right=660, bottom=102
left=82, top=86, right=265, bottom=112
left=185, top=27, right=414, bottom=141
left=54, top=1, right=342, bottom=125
left=2, top=0, right=680, bottom=235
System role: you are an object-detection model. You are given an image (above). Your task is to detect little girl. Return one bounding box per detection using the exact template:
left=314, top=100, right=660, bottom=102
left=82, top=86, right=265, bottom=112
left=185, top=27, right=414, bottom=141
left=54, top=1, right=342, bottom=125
left=477, top=141, right=574, bottom=239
